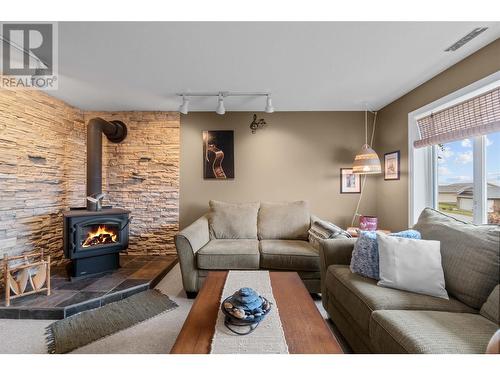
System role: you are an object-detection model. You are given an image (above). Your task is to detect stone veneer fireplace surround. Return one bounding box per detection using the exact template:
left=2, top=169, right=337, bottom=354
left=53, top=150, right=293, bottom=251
left=0, top=86, right=180, bottom=278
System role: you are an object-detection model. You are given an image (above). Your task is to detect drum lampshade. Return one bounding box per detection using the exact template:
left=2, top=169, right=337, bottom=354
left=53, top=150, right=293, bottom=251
left=352, top=144, right=382, bottom=174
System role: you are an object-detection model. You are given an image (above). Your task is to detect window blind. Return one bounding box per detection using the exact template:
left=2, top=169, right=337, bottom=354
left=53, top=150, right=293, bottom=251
left=414, top=87, right=500, bottom=148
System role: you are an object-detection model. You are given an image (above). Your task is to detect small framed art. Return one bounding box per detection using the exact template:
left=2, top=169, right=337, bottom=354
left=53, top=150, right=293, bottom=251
left=203, top=130, right=235, bottom=179
left=340, top=168, right=361, bottom=194
left=384, top=150, right=400, bottom=180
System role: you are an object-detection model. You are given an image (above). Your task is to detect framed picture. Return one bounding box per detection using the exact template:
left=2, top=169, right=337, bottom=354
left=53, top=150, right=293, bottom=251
left=384, top=150, right=400, bottom=180
left=340, top=168, right=361, bottom=194
left=203, top=130, right=234, bottom=179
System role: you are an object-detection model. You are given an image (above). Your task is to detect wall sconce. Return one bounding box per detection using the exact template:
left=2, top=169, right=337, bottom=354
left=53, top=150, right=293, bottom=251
left=250, top=114, right=267, bottom=134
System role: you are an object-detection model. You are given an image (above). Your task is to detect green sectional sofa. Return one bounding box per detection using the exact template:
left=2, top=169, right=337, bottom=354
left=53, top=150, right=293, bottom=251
left=319, top=208, right=500, bottom=354
left=175, top=200, right=323, bottom=297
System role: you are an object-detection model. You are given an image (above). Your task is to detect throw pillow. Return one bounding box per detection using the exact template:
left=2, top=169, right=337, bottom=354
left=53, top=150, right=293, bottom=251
left=350, top=229, right=421, bottom=280
left=308, top=219, right=351, bottom=250
left=377, top=233, right=449, bottom=299
left=257, top=201, right=310, bottom=240
left=309, top=219, right=352, bottom=239
left=413, top=207, right=499, bottom=309
left=209, top=200, right=260, bottom=239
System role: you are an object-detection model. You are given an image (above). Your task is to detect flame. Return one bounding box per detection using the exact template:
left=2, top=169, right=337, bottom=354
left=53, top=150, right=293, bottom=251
left=82, top=225, right=118, bottom=248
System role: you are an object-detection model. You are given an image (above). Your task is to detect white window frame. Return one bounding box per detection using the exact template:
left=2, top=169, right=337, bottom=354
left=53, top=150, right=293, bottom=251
left=408, top=71, right=500, bottom=225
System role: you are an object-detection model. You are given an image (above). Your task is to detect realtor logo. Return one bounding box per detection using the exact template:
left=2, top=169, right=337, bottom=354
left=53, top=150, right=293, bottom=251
left=0, top=22, right=58, bottom=89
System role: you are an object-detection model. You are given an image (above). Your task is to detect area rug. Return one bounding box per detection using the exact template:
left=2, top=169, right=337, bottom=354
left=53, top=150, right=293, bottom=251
left=210, top=271, right=289, bottom=354
left=46, top=289, right=178, bottom=354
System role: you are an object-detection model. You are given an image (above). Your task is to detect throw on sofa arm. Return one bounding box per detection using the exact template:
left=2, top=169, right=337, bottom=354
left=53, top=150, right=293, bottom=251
left=174, top=214, right=210, bottom=295
left=318, top=238, right=356, bottom=306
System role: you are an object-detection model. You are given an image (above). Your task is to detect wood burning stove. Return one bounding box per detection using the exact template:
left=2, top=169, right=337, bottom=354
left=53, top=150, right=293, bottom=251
left=63, top=208, right=130, bottom=277
left=63, top=117, right=130, bottom=278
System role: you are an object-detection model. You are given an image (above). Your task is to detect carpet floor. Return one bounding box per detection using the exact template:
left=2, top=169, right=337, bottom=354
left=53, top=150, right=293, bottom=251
left=0, top=264, right=349, bottom=354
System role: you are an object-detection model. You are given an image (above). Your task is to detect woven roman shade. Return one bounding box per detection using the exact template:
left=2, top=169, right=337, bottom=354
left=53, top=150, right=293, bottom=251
left=414, top=87, right=500, bottom=148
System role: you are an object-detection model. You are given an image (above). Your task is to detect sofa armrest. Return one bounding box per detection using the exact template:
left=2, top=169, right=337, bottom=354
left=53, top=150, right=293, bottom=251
left=319, top=238, right=356, bottom=268
left=174, top=214, right=210, bottom=292
left=318, top=238, right=356, bottom=303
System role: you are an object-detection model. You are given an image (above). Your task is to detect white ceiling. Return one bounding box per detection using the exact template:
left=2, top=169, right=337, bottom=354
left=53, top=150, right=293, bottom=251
left=51, top=22, right=500, bottom=112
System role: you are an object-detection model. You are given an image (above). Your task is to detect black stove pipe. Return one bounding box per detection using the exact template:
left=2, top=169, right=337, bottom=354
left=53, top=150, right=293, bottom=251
left=86, top=117, right=127, bottom=210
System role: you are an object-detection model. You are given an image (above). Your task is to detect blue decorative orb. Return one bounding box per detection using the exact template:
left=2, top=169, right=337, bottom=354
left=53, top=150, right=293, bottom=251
left=221, top=287, right=272, bottom=328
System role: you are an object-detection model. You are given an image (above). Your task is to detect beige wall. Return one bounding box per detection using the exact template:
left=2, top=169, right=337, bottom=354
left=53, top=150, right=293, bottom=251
left=375, top=39, right=500, bottom=231
left=180, top=111, right=377, bottom=228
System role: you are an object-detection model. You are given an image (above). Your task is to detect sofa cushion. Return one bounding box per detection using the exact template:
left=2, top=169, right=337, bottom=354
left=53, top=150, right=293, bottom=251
left=209, top=200, right=260, bottom=239
left=480, top=284, right=499, bottom=324
left=197, top=239, right=260, bottom=270
left=260, top=240, right=319, bottom=271
left=258, top=201, right=310, bottom=240
left=325, top=265, right=475, bottom=335
left=370, top=310, right=498, bottom=354
left=413, top=208, right=500, bottom=309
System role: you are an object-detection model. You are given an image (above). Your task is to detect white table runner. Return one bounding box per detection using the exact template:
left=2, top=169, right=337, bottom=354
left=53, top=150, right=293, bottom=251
left=210, top=271, right=289, bottom=354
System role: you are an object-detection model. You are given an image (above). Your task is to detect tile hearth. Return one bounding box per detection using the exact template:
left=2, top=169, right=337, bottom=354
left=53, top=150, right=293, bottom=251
left=0, top=255, right=177, bottom=320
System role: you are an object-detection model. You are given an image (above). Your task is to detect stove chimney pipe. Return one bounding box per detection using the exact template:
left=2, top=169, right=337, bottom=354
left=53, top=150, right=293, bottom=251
left=86, top=118, right=127, bottom=210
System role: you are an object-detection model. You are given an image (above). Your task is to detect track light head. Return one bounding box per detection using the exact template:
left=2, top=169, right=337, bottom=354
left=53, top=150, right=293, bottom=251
left=216, top=93, right=225, bottom=115
left=178, top=95, right=189, bottom=115
left=265, top=95, right=274, bottom=113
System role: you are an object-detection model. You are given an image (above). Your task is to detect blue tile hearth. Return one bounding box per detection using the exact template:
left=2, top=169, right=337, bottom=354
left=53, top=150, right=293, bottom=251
left=0, top=255, right=177, bottom=320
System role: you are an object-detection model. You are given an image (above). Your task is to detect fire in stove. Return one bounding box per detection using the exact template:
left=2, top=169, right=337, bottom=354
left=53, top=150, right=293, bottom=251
left=82, top=225, right=118, bottom=248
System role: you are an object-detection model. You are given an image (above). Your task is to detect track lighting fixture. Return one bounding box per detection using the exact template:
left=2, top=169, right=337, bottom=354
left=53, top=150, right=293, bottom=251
left=265, top=94, right=274, bottom=113
left=176, top=91, right=274, bottom=114
left=178, top=95, right=189, bottom=114
left=216, top=93, right=226, bottom=115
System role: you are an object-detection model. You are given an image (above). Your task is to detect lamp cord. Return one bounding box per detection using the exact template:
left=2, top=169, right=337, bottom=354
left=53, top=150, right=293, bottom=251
left=365, top=110, right=368, bottom=145
left=351, top=111, right=378, bottom=227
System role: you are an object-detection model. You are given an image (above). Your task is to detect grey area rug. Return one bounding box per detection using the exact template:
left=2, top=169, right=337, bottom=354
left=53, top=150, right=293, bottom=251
left=46, top=289, right=178, bottom=354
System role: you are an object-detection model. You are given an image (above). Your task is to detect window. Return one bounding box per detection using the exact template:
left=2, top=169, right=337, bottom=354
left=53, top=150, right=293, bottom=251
left=435, top=133, right=499, bottom=224
left=408, top=73, right=500, bottom=226
left=486, top=132, right=500, bottom=224
left=436, top=139, right=474, bottom=223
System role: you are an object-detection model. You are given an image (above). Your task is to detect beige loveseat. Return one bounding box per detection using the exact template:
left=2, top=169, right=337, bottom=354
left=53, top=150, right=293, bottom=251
left=319, top=208, right=500, bottom=354
left=175, top=200, right=322, bottom=297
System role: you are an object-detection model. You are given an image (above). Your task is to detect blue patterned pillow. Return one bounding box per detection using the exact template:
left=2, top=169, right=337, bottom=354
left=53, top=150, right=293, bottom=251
left=350, top=230, right=421, bottom=280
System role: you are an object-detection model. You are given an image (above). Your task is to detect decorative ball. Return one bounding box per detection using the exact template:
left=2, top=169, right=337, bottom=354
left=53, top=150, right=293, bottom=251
left=221, top=287, right=272, bottom=325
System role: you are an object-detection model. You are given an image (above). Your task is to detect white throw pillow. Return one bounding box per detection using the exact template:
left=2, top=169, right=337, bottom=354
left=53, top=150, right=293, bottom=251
left=377, top=233, right=449, bottom=299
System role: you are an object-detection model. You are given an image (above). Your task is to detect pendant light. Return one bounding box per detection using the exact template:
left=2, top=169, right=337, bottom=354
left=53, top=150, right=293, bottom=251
left=352, top=110, right=381, bottom=174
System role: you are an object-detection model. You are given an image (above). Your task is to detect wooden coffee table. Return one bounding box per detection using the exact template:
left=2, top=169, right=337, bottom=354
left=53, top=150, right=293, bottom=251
left=170, top=271, right=343, bottom=354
